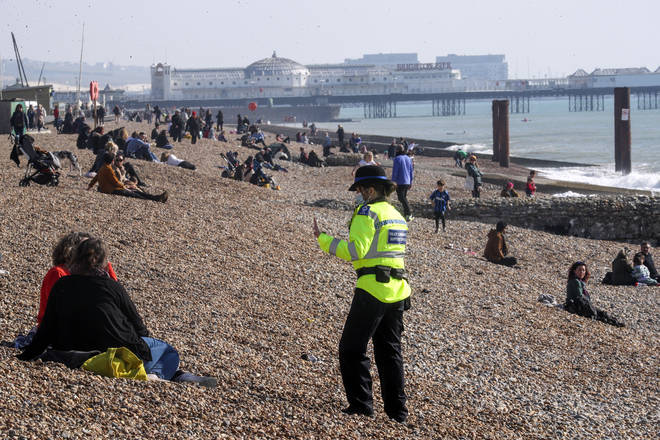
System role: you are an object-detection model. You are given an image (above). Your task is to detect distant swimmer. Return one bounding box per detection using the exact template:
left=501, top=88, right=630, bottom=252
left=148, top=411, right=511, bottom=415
left=522, top=118, right=530, bottom=122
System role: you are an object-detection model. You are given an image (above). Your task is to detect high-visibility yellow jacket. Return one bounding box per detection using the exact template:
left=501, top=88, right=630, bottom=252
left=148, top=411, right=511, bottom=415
left=318, top=200, right=411, bottom=303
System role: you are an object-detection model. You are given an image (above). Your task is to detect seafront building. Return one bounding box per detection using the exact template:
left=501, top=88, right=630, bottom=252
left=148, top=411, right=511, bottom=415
left=567, top=67, right=660, bottom=88
left=150, top=52, right=463, bottom=101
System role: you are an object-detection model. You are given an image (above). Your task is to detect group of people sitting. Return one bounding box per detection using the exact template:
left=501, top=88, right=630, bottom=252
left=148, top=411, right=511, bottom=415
left=15, top=232, right=216, bottom=386
left=220, top=150, right=281, bottom=189
left=86, top=139, right=168, bottom=202
left=603, top=243, right=659, bottom=286
left=298, top=147, right=324, bottom=167
left=482, top=220, right=659, bottom=327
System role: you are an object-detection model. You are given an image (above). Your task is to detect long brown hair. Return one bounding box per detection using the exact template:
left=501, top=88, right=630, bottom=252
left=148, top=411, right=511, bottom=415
left=567, top=261, right=590, bottom=282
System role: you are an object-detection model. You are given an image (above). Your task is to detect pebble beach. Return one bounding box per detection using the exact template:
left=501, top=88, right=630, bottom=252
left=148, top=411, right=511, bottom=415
left=0, top=123, right=658, bottom=439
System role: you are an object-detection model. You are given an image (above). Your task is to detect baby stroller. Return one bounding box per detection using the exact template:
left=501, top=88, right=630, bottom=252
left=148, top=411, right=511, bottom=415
left=220, top=151, right=240, bottom=179
left=18, top=135, right=61, bottom=187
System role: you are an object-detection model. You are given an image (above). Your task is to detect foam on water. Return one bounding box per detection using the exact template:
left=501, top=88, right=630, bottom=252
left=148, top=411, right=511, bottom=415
left=537, top=165, right=660, bottom=193
left=444, top=143, right=492, bottom=154
left=551, top=191, right=588, bottom=198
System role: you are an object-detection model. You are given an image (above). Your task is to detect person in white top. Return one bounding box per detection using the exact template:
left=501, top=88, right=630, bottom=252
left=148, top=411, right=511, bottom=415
left=160, top=152, right=196, bottom=170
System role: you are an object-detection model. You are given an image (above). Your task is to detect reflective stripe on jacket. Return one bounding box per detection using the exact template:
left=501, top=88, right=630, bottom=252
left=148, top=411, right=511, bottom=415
left=318, top=200, right=411, bottom=303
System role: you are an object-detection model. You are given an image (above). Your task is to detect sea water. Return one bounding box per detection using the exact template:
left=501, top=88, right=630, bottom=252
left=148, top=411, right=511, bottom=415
left=311, top=98, right=660, bottom=192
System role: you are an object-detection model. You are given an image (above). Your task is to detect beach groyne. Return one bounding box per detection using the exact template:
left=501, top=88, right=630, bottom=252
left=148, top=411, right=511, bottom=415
left=432, top=195, right=659, bottom=244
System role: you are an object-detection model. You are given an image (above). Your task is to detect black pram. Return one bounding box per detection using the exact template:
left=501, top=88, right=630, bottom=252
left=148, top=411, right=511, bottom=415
left=18, top=135, right=61, bottom=187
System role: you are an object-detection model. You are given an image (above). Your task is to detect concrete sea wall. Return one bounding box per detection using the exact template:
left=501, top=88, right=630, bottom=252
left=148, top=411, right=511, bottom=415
left=416, top=196, right=660, bottom=244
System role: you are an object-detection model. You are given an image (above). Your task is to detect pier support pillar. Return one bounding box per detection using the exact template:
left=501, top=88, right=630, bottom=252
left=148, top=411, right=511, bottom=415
left=432, top=98, right=466, bottom=116
left=492, top=100, right=510, bottom=167
left=363, top=100, right=396, bottom=119
left=614, top=88, right=631, bottom=175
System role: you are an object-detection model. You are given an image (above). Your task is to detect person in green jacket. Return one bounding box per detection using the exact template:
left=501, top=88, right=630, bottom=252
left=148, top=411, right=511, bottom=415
left=313, top=165, right=410, bottom=423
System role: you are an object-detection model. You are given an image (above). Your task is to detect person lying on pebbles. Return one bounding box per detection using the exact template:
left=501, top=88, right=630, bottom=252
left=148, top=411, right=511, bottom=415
left=87, top=152, right=167, bottom=203
left=17, top=236, right=217, bottom=387
left=160, top=152, right=196, bottom=170
left=565, top=261, right=625, bottom=327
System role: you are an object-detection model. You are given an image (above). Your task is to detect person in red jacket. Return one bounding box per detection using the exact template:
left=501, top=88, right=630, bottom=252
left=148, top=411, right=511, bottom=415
left=38, top=232, right=117, bottom=325
left=526, top=170, right=537, bottom=197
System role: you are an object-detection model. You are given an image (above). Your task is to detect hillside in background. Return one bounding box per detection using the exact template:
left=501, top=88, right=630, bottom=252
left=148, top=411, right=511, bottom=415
left=0, top=57, right=149, bottom=89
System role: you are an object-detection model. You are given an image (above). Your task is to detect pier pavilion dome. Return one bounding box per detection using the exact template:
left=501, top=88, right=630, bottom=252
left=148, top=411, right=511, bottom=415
left=244, top=52, right=310, bottom=79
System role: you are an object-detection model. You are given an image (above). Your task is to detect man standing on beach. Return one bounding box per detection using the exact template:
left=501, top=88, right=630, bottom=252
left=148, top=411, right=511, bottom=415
left=171, top=110, right=183, bottom=143
left=336, top=124, right=345, bottom=148
left=313, top=166, right=410, bottom=423
left=391, top=145, right=414, bottom=221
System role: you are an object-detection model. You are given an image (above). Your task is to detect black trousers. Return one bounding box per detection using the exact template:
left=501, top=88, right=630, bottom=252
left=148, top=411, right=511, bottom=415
left=178, top=161, right=196, bottom=170
left=123, top=162, right=144, bottom=185
left=434, top=211, right=446, bottom=231
left=191, top=132, right=198, bottom=145
left=566, top=297, right=623, bottom=327
left=112, top=189, right=159, bottom=201
left=339, top=288, right=407, bottom=419
left=396, top=185, right=411, bottom=218
left=495, top=256, right=517, bottom=267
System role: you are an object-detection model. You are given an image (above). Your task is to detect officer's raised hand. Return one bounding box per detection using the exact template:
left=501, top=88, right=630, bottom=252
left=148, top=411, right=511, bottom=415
left=313, top=217, right=320, bottom=238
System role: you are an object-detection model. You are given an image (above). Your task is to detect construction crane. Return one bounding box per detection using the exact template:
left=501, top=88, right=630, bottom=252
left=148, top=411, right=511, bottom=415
left=11, top=32, right=30, bottom=87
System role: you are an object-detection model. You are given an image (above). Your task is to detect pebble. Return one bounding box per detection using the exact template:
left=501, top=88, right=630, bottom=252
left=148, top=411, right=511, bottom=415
left=0, top=122, right=656, bottom=438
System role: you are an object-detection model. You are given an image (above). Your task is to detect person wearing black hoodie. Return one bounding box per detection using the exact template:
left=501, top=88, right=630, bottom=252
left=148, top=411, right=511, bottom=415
left=9, top=104, right=29, bottom=166
left=18, top=237, right=217, bottom=386
left=185, top=112, right=200, bottom=145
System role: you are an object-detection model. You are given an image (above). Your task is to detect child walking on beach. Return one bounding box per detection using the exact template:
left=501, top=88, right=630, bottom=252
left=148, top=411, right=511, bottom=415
left=526, top=170, right=537, bottom=197
left=429, top=179, right=451, bottom=233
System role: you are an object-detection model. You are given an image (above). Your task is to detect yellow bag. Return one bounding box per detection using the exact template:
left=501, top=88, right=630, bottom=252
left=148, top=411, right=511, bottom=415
left=82, top=347, right=148, bottom=381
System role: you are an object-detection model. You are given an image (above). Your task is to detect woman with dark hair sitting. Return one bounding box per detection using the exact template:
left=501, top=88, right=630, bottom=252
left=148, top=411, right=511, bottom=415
left=484, top=221, right=517, bottom=267
left=565, top=261, right=624, bottom=327
left=38, top=232, right=117, bottom=326
left=18, top=237, right=216, bottom=386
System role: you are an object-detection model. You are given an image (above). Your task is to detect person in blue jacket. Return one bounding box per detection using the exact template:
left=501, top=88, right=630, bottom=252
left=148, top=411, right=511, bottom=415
left=391, top=145, right=414, bottom=221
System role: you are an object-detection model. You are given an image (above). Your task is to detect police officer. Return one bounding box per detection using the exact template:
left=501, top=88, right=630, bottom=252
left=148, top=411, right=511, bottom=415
left=313, top=165, right=410, bottom=423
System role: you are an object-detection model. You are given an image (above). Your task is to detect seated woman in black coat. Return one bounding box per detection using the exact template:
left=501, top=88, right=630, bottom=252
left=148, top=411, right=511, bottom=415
left=565, top=261, right=624, bottom=327
left=18, top=237, right=216, bottom=386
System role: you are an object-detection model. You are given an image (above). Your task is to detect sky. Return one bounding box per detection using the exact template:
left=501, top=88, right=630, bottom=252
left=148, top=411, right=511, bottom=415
left=2, top=0, right=660, bottom=79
